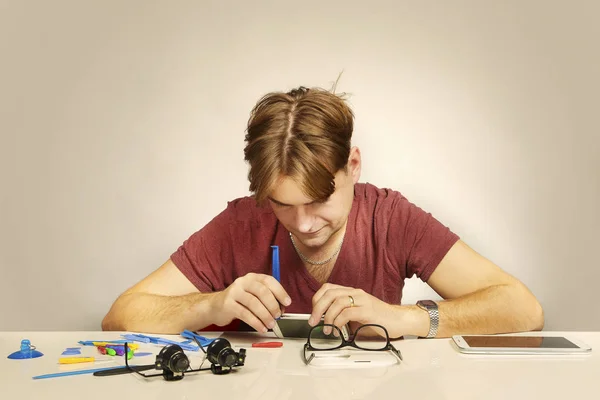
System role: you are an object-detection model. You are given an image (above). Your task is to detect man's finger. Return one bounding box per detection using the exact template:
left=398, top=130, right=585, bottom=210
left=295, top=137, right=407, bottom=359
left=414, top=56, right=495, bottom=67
left=258, top=274, right=292, bottom=307
left=237, top=291, right=276, bottom=331
left=333, top=307, right=357, bottom=331
left=310, top=288, right=347, bottom=326
left=245, top=280, right=282, bottom=319
left=234, top=302, right=268, bottom=333
left=312, top=283, right=344, bottom=307
left=323, top=294, right=352, bottom=328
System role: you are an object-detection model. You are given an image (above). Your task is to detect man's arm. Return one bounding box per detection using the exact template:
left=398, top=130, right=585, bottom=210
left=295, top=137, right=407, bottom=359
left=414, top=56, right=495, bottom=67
left=395, top=240, right=544, bottom=337
left=310, top=240, right=544, bottom=338
left=101, top=260, right=215, bottom=333
left=101, top=259, right=291, bottom=334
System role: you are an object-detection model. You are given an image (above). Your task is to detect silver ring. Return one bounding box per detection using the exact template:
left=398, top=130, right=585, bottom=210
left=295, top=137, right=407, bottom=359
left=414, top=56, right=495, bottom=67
left=348, top=295, right=355, bottom=307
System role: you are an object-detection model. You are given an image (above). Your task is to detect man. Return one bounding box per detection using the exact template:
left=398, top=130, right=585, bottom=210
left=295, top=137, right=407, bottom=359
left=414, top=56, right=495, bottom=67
left=102, top=86, right=544, bottom=338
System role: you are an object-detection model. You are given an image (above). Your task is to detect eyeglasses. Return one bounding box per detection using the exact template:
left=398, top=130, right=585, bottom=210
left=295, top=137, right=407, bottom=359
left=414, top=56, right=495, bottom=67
left=302, top=323, right=403, bottom=365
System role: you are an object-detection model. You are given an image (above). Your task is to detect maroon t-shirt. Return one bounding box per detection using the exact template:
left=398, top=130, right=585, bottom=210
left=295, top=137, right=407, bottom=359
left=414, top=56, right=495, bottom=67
left=171, top=182, right=459, bottom=312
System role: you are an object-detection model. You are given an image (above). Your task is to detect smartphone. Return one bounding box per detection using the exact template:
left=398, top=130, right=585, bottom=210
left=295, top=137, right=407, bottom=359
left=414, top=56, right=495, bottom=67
left=273, top=313, right=350, bottom=341
left=452, top=334, right=592, bottom=355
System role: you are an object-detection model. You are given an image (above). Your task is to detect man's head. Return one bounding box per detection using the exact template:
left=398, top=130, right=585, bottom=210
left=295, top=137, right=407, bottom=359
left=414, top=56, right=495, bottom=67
left=244, top=85, right=361, bottom=248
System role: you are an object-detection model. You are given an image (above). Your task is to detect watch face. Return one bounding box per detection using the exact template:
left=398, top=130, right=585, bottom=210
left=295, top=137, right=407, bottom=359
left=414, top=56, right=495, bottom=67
left=418, top=300, right=436, bottom=308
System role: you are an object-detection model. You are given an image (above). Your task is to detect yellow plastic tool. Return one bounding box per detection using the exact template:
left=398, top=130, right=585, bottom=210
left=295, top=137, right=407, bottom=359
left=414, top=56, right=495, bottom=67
left=59, top=357, right=96, bottom=364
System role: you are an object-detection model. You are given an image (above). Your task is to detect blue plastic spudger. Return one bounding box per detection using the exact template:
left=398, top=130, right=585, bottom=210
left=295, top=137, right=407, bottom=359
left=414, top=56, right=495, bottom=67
left=271, top=245, right=280, bottom=282
left=120, top=334, right=199, bottom=351
left=32, top=366, right=120, bottom=380
left=180, top=330, right=216, bottom=347
left=78, top=340, right=128, bottom=346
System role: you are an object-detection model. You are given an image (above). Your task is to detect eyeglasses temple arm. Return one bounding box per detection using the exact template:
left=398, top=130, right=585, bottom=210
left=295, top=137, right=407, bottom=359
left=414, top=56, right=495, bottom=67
left=302, top=344, right=315, bottom=365
left=389, top=343, right=403, bottom=361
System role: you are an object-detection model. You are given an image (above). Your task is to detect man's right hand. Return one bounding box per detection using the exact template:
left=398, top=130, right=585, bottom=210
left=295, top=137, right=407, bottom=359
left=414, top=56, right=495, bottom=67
left=209, top=273, right=292, bottom=333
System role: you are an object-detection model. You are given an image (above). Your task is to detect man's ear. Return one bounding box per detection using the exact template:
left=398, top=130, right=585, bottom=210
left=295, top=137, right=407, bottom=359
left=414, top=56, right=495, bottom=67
left=347, top=146, right=361, bottom=184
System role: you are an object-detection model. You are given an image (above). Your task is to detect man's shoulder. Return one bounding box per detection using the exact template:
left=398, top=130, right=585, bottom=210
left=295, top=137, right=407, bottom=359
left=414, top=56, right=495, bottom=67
left=354, top=182, right=407, bottom=204
left=353, top=182, right=417, bottom=225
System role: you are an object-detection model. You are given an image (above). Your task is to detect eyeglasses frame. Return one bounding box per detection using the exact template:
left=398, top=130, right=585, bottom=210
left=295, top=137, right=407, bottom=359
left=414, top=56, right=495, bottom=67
left=302, top=323, right=403, bottom=365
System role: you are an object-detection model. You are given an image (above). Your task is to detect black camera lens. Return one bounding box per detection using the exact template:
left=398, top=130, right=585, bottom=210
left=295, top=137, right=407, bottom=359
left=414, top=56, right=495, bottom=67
left=157, top=344, right=190, bottom=373
left=169, top=353, right=189, bottom=373
left=221, top=351, right=237, bottom=368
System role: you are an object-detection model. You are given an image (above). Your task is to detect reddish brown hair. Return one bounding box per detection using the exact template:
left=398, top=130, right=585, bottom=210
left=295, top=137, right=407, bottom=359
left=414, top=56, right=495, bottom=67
left=244, top=86, right=354, bottom=203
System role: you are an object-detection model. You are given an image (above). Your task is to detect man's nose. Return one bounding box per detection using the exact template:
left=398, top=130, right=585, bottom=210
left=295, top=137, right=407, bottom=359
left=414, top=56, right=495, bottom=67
left=295, top=207, right=315, bottom=233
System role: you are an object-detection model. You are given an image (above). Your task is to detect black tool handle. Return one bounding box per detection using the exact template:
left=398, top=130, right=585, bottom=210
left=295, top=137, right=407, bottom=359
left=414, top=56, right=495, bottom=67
left=93, top=364, right=156, bottom=376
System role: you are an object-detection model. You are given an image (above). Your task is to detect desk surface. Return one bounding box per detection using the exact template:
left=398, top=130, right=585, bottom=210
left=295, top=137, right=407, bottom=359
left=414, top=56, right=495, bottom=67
left=1, top=331, right=598, bottom=399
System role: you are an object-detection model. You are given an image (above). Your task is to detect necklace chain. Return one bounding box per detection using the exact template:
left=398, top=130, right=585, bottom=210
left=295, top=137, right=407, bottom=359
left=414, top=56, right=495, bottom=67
left=289, top=231, right=345, bottom=265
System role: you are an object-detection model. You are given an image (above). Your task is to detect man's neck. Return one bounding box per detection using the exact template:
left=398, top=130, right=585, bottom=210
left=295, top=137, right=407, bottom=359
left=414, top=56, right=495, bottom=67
left=293, top=220, right=348, bottom=263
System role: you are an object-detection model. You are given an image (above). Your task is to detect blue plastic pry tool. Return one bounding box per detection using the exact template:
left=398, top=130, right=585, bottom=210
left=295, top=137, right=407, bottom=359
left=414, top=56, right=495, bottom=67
left=78, top=340, right=128, bottom=346
left=132, top=352, right=153, bottom=357
left=32, top=366, right=120, bottom=380
left=120, top=333, right=200, bottom=352
left=120, top=334, right=151, bottom=344
left=271, top=245, right=280, bottom=283
left=61, top=349, right=81, bottom=356
left=180, top=330, right=216, bottom=348
left=8, top=339, right=44, bottom=359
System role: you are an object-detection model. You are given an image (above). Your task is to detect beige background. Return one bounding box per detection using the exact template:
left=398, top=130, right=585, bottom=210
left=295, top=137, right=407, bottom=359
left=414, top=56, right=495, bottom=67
left=0, top=1, right=598, bottom=331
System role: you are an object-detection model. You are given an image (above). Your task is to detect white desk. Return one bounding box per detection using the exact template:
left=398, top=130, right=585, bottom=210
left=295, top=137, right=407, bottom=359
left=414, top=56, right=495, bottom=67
left=1, top=331, right=598, bottom=399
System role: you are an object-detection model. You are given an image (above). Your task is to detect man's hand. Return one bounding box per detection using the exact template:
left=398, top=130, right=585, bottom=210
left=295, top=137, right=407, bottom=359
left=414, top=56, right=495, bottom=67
left=309, top=283, right=394, bottom=336
left=210, top=273, right=292, bottom=333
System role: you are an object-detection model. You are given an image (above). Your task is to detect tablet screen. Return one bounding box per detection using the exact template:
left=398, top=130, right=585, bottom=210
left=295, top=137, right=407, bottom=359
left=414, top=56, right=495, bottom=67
left=463, top=336, right=579, bottom=348
left=277, top=318, right=314, bottom=338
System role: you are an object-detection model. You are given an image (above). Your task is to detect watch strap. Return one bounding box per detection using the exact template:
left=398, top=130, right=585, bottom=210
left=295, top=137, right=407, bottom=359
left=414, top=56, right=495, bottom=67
left=417, top=300, right=439, bottom=338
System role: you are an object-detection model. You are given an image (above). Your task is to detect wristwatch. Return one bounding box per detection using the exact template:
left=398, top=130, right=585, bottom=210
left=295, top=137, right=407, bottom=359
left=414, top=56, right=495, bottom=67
left=416, top=300, right=439, bottom=338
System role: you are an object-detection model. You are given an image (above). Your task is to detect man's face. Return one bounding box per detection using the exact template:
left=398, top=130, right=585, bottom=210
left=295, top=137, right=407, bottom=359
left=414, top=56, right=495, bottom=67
left=267, top=149, right=361, bottom=249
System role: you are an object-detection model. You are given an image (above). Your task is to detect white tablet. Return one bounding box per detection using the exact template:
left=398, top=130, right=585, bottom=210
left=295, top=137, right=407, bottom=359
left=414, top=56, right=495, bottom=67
left=452, top=334, right=592, bottom=355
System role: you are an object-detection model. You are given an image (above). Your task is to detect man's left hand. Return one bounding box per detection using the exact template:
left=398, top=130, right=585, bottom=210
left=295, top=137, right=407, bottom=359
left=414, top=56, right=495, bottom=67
left=309, top=283, right=394, bottom=335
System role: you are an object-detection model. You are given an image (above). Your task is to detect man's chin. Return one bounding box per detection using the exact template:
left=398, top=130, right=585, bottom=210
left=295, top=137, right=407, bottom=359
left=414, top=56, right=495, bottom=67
left=295, top=232, right=328, bottom=248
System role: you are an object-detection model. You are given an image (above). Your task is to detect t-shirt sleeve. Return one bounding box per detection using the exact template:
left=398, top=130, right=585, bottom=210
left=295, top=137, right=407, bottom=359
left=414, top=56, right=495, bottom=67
left=386, top=194, right=460, bottom=282
left=170, top=206, right=234, bottom=293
